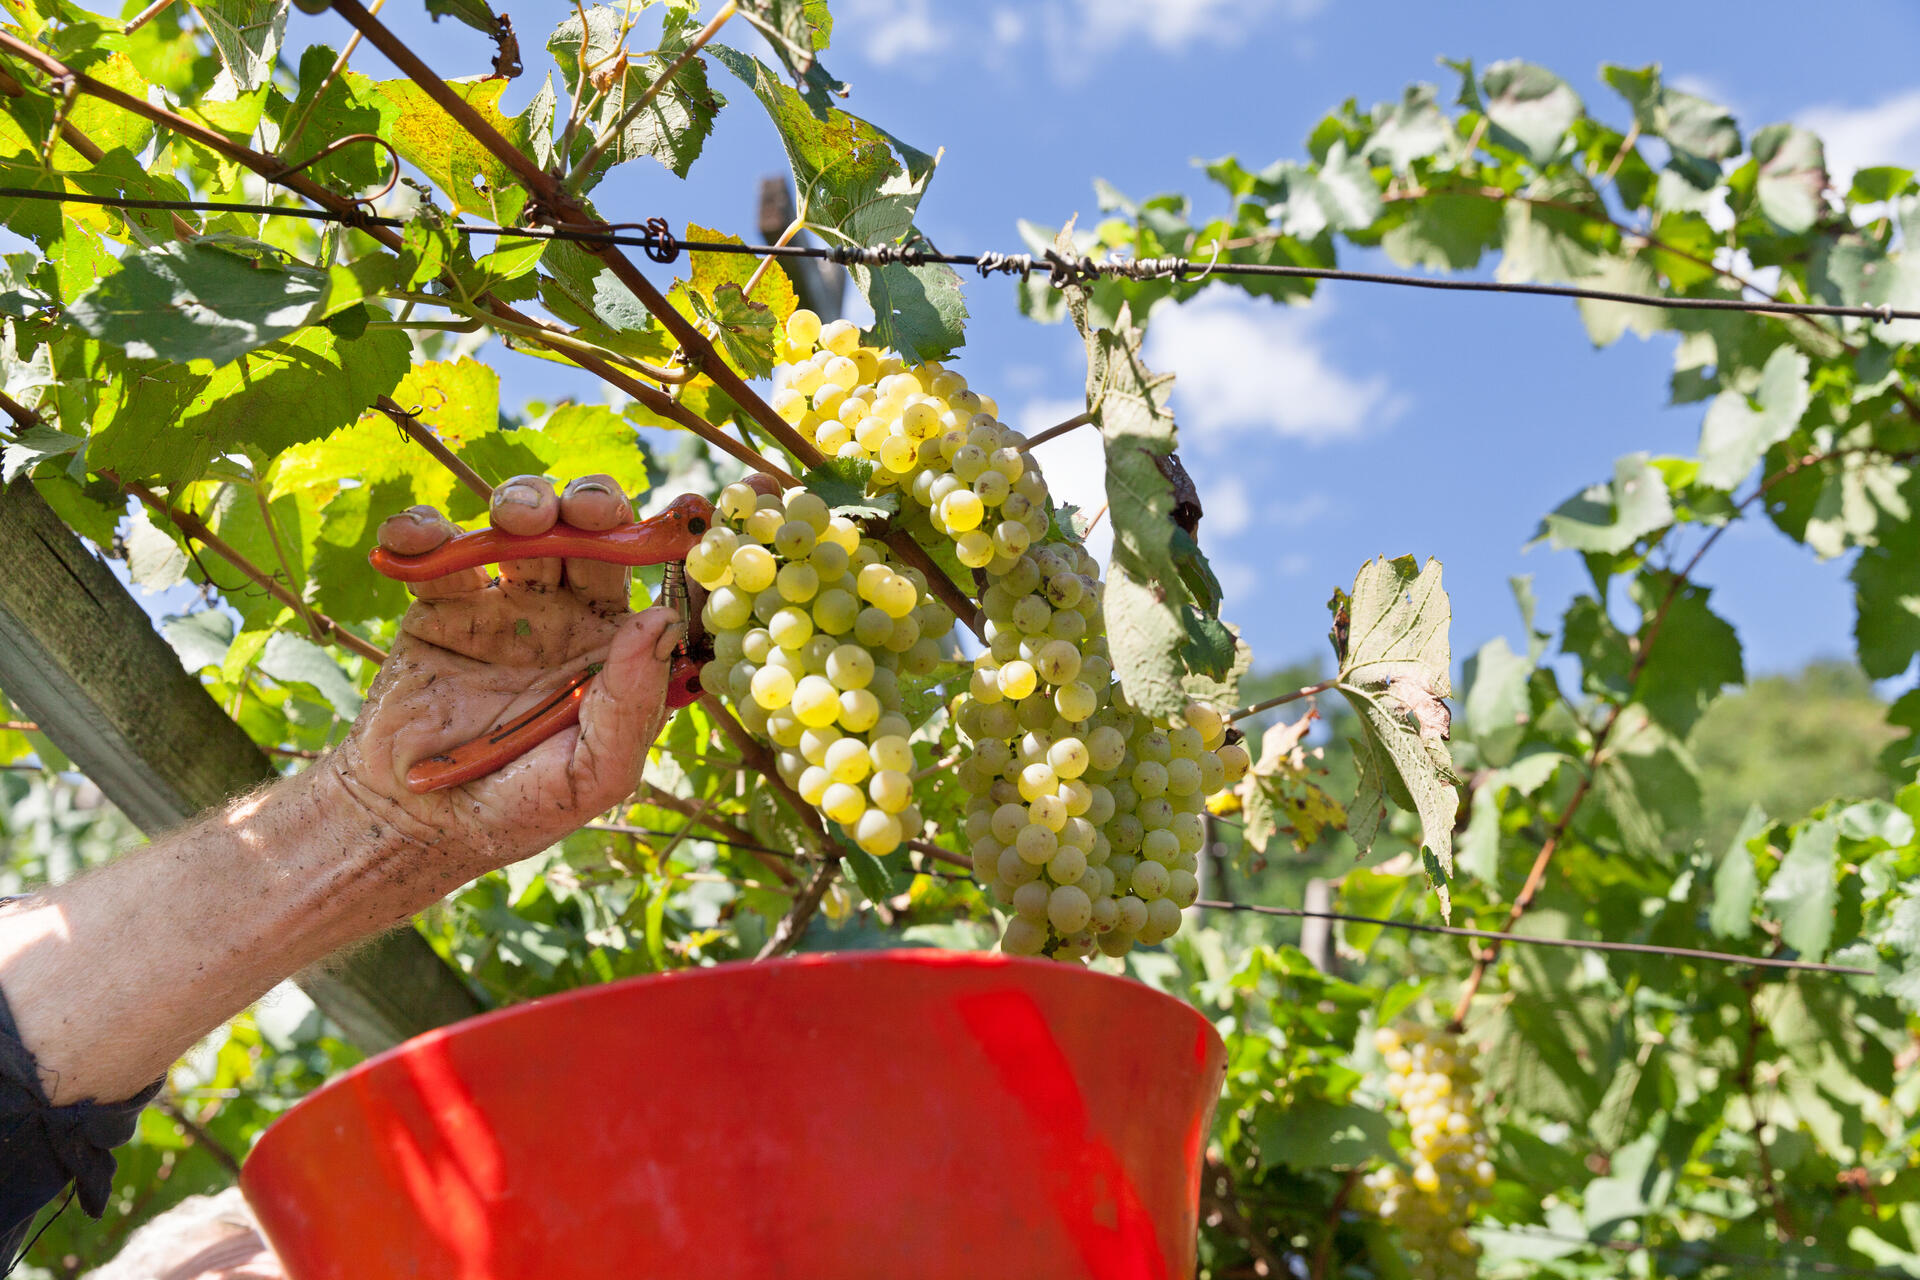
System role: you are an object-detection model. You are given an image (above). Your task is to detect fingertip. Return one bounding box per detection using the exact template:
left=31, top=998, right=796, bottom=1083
left=491, top=474, right=558, bottom=536
left=602, top=606, right=680, bottom=697
left=377, top=506, right=455, bottom=556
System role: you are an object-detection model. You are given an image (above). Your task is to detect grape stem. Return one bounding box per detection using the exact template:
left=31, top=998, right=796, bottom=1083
left=1228, top=679, right=1337, bottom=723
left=902, top=838, right=970, bottom=871
left=757, top=858, right=837, bottom=960
left=1019, top=411, right=1094, bottom=452
left=373, top=397, right=494, bottom=502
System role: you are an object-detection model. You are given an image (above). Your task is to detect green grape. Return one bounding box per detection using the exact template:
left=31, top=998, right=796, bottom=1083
left=903, top=636, right=943, bottom=676
left=769, top=607, right=814, bottom=651
left=809, top=541, right=850, bottom=580
left=786, top=308, right=823, bottom=348
left=706, top=586, right=752, bottom=630
left=799, top=725, right=841, bottom=766
left=1034, top=640, right=1081, bottom=686
left=1028, top=793, right=1067, bottom=833
left=777, top=562, right=820, bottom=603
left=797, top=765, right=832, bottom=805
left=854, top=607, right=894, bottom=647
left=825, top=643, right=875, bottom=690
left=813, top=588, right=859, bottom=635
left=1055, top=681, right=1098, bottom=722
left=1047, top=737, right=1090, bottom=780
left=1131, top=759, right=1170, bottom=798
left=774, top=520, right=817, bottom=560
left=750, top=665, right=795, bottom=710
left=1141, top=828, right=1180, bottom=865
left=998, top=660, right=1038, bottom=701
left=1046, top=846, right=1087, bottom=886
left=998, top=846, right=1040, bottom=887
left=1165, top=757, right=1202, bottom=796
left=838, top=688, right=881, bottom=733
left=1015, top=823, right=1057, bottom=865
left=1013, top=880, right=1051, bottom=921
left=792, top=674, right=840, bottom=728
left=821, top=782, right=865, bottom=825
left=825, top=737, right=871, bottom=784
left=1017, top=761, right=1058, bottom=802
left=744, top=507, right=783, bottom=545
left=717, top=482, right=758, bottom=523
left=869, top=769, right=912, bottom=814
left=1218, top=742, right=1250, bottom=783
left=941, top=487, right=985, bottom=532
left=1010, top=595, right=1052, bottom=635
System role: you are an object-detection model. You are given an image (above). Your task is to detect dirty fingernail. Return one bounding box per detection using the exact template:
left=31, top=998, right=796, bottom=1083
left=496, top=482, right=541, bottom=507
left=567, top=479, right=613, bottom=497
left=654, top=621, right=686, bottom=661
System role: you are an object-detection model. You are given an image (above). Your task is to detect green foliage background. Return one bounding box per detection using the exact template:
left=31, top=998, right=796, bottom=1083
left=5, top=2, right=1920, bottom=1277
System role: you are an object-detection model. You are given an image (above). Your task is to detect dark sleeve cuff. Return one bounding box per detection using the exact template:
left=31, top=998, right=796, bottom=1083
left=0, top=961, right=163, bottom=1267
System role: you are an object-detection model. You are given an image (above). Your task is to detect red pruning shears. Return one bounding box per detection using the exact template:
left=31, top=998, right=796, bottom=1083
left=368, top=493, right=715, bottom=794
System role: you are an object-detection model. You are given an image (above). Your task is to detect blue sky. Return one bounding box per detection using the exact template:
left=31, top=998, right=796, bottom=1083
left=301, top=0, right=1920, bottom=685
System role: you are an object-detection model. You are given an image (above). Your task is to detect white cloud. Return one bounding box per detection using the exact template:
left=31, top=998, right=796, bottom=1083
left=1144, top=286, right=1404, bottom=445
left=839, top=0, right=945, bottom=67
left=990, top=8, right=1026, bottom=45
left=1799, top=89, right=1920, bottom=191
left=1065, top=0, right=1323, bottom=52
left=1019, top=397, right=1111, bottom=564
left=1207, top=475, right=1253, bottom=536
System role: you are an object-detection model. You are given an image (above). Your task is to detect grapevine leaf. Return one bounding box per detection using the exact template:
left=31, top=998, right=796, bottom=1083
left=1366, top=84, right=1452, bottom=171
left=1462, top=635, right=1531, bottom=767
left=1534, top=452, right=1674, bottom=554
left=801, top=457, right=896, bottom=519
left=686, top=283, right=777, bottom=379
left=852, top=248, right=968, bottom=363
left=709, top=46, right=961, bottom=360
left=1237, top=713, right=1345, bottom=856
left=162, top=609, right=235, bottom=674
left=552, top=5, right=726, bottom=183
left=1479, top=60, right=1581, bottom=164
left=1182, top=622, right=1253, bottom=708
left=310, top=477, right=411, bottom=624
left=1763, top=818, right=1840, bottom=959
left=1752, top=123, right=1829, bottom=234
left=1708, top=806, right=1768, bottom=941
left=189, top=0, right=287, bottom=95
left=126, top=506, right=188, bottom=592
left=518, top=403, right=652, bottom=500
left=65, top=239, right=336, bottom=367
left=674, top=222, right=799, bottom=327
left=1380, top=193, right=1504, bottom=271
left=734, top=0, right=845, bottom=96
left=1, top=425, right=82, bottom=484
left=375, top=77, right=532, bottom=219
left=1063, top=281, right=1229, bottom=717
left=1254, top=1097, right=1395, bottom=1172
left=279, top=58, right=399, bottom=190
left=1697, top=347, right=1810, bottom=490
left=840, top=847, right=897, bottom=906
left=1590, top=705, right=1701, bottom=859
left=1816, top=202, right=1920, bottom=345
left=1851, top=536, right=1920, bottom=680
left=1626, top=572, right=1744, bottom=738
left=259, top=632, right=363, bottom=719
left=1333, top=556, right=1458, bottom=909
left=91, top=328, right=410, bottom=486
left=424, top=0, right=500, bottom=34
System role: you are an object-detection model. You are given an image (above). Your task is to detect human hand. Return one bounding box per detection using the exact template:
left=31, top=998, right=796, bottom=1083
left=322, top=474, right=685, bottom=897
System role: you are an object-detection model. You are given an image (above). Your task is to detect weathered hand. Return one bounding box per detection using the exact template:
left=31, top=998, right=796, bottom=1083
left=323, top=474, right=684, bottom=892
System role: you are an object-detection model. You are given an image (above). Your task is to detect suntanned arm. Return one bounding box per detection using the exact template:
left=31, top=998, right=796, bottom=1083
left=0, top=473, right=683, bottom=1105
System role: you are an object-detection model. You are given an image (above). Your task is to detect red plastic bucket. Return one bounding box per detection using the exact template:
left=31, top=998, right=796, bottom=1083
left=240, top=949, right=1227, bottom=1279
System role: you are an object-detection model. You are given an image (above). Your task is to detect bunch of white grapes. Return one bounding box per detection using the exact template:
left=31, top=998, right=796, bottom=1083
left=1358, top=1025, right=1496, bottom=1280
left=765, top=308, right=1251, bottom=959
left=688, top=477, right=956, bottom=858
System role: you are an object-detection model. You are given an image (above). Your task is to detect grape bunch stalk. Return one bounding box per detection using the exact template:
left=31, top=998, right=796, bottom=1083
left=696, top=308, right=1251, bottom=960
left=1359, top=1026, right=1496, bottom=1280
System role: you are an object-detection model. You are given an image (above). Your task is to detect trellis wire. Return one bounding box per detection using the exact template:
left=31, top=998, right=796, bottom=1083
left=1192, top=898, right=1873, bottom=976
left=1476, top=1226, right=1916, bottom=1279
left=582, top=818, right=1873, bottom=977
left=5, top=187, right=1916, bottom=326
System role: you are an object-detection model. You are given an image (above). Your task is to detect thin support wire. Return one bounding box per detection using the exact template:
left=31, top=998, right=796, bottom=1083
left=1, top=187, right=1915, bottom=328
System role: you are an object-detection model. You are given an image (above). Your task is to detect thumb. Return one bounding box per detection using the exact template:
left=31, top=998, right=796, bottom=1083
left=572, top=606, right=684, bottom=800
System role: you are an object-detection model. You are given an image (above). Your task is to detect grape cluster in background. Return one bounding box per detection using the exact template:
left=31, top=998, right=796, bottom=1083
left=1359, top=1026, right=1495, bottom=1280
left=689, top=308, right=1251, bottom=961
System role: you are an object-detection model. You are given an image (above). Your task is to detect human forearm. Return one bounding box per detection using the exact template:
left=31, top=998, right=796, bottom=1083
left=0, top=766, right=438, bottom=1105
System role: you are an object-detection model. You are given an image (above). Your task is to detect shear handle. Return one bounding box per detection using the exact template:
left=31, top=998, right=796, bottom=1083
left=369, top=493, right=715, bottom=583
